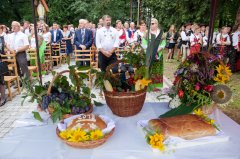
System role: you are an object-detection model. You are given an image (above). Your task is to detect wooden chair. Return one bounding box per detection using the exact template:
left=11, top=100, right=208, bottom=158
left=74, top=47, right=95, bottom=87
left=1, top=54, right=21, bottom=101
left=115, top=48, right=128, bottom=60
left=27, top=49, right=39, bottom=80
left=44, top=44, right=53, bottom=73
left=51, top=43, right=61, bottom=67
left=60, top=43, right=67, bottom=64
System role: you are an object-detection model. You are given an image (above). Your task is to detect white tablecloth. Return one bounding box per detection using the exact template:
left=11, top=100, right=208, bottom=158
left=0, top=102, right=240, bottom=159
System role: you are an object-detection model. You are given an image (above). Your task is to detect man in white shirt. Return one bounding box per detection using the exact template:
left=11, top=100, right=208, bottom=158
left=96, top=15, right=119, bottom=71
left=181, top=23, right=192, bottom=62
left=7, top=21, right=30, bottom=78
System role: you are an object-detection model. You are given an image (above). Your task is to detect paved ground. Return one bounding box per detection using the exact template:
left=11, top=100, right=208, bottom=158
left=0, top=61, right=169, bottom=138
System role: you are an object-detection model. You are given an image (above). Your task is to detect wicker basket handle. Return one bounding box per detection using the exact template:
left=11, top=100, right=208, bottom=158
left=105, top=60, right=123, bottom=73
left=47, top=70, right=70, bottom=95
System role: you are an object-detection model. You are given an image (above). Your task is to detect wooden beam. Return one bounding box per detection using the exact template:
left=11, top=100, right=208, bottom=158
left=40, top=0, right=49, bottom=12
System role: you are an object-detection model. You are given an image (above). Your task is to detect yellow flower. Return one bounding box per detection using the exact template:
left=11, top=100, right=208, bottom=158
left=214, top=74, right=229, bottom=84
left=194, top=109, right=204, bottom=117
left=59, top=130, right=68, bottom=140
left=149, top=133, right=165, bottom=151
left=139, top=78, right=152, bottom=87
left=90, top=129, right=104, bottom=140
left=207, top=119, right=215, bottom=125
left=215, top=64, right=232, bottom=83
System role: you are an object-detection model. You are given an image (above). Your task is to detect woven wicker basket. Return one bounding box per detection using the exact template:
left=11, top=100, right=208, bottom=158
left=104, top=88, right=147, bottom=117
left=104, top=60, right=147, bottom=117
left=56, top=127, right=114, bottom=149
left=46, top=70, right=93, bottom=119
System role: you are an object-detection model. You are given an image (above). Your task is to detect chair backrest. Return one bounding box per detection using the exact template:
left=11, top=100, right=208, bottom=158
left=115, top=48, right=128, bottom=60
left=74, top=46, right=95, bottom=66
left=45, top=44, right=52, bottom=59
left=52, top=43, right=61, bottom=55
left=1, top=54, right=18, bottom=76
left=60, top=43, right=66, bottom=54
left=27, top=49, right=38, bottom=67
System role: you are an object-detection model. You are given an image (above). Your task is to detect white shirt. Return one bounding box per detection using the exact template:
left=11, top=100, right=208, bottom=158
left=8, top=31, right=29, bottom=50
left=232, top=31, right=240, bottom=48
left=30, top=37, right=36, bottom=48
left=133, top=30, right=145, bottom=43
left=53, top=30, right=57, bottom=42
left=203, top=36, right=208, bottom=46
left=24, top=28, right=31, bottom=36
left=181, top=30, right=191, bottom=41
left=96, top=26, right=119, bottom=51
left=190, top=34, right=202, bottom=46
left=0, top=32, right=8, bottom=43
left=42, top=32, right=51, bottom=43
left=216, top=33, right=230, bottom=45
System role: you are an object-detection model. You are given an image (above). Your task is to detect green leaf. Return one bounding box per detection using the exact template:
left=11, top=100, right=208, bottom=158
left=77, top=66, right=91, bottom=70
left=32, top=111, right=43, bottom=122
left=51, top=71, right=56, bottom=76
left=91, top=93, right=96, bottom=98
left=94, top=100, right=104, bottom=107
left=82, top=87, right=91, bottom=96
left=159, top=102, right=200, bottom=118
left=52, top=108, right=62, bottom=123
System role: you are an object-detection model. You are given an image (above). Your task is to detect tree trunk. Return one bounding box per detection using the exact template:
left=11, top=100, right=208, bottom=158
left=233, top=4, right=240, bottom=31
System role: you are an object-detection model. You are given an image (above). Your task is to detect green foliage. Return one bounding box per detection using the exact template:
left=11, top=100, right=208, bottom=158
left=1, top=0, right=239, bottom=30
left=160, top=102, right=200, bottom=118
left=122, top=51, right=145, bottom=68
left=32, top=111, right=43, bottom=122
left=142, top=0, right=240, bottom=30
left=21, top=77, right=47, bottom=106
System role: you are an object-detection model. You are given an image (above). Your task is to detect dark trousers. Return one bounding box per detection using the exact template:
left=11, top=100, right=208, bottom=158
left=16, top=52, right=30, bottom=78
left=98, top=52, right=117, bottom=72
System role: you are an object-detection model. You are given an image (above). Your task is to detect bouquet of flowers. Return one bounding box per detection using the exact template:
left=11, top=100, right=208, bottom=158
left=94, top=31, right=164, bottom=93
left=160, top=52, right=232, bottom=117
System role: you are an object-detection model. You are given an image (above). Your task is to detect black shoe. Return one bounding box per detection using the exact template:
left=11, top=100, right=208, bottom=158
left=0, top=98, right=7, bottom=107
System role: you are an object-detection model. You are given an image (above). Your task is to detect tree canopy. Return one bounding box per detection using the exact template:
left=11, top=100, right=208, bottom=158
left=0, top=0, right=239, bottom=30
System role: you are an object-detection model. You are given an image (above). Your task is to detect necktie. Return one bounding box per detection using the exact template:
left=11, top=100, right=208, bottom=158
left=81, top=29, right=85, bottom=43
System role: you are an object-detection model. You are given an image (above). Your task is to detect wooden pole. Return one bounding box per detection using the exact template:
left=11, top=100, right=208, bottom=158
left=207, top=0, right=218, bottom=49
left=137, top=0, right=140, bottom=26
left=31, top=0, right=42, bottom=85
left=130, top=0, right=132, bottom=22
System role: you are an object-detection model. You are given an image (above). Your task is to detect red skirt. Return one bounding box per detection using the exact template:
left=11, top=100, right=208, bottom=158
left=190, top=44, right=201, bottom=54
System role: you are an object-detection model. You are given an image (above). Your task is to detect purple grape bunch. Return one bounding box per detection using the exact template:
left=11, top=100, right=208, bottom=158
left=41, top=95, right=51, bottom=110
left=71, top=106, right=90, bottom=115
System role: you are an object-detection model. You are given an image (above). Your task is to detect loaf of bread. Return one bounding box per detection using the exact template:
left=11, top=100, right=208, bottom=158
left=67, top=114, right=107, bottom=132
left=148, top=114, right=216, bottom=140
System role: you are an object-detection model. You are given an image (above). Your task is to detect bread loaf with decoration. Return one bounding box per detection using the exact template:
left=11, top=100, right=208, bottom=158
left=148, top=114, right=216, bottom=140
left=67, top=114, right=107, bottom=132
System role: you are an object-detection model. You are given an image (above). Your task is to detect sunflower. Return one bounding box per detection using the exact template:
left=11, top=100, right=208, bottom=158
left=90, top=129, right=104, bottom=140
left=210, top=84, right=232, bottom=104
left=214, top=74, right=229, bottom=84
left=214, top=64, right=232, bottom=83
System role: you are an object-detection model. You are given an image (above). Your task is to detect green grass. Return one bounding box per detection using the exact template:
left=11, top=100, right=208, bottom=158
left=163, top=50, right=240, bottom=124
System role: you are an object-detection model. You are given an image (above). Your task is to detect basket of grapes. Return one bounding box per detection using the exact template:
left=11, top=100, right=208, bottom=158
left=22, top=66, right=101, bottom=123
